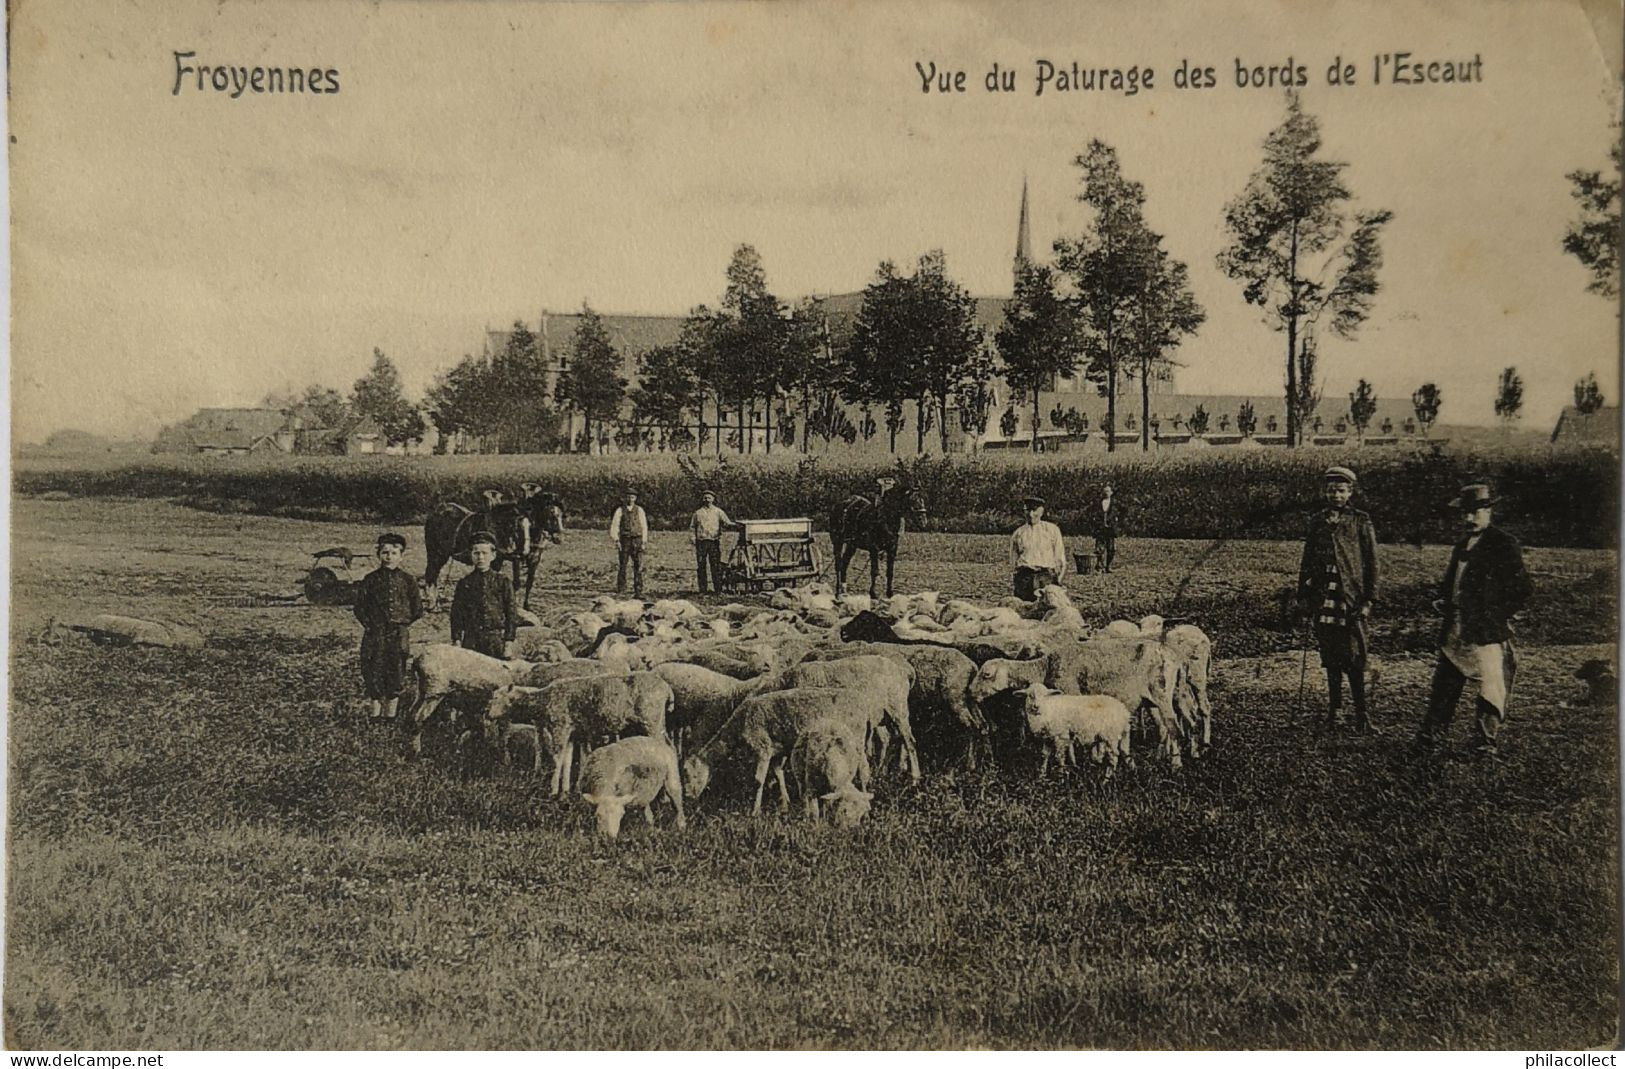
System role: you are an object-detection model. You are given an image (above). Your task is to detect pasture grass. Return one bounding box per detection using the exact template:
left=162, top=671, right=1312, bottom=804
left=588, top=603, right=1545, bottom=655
left=5, top=498, right=1619, bottom=1049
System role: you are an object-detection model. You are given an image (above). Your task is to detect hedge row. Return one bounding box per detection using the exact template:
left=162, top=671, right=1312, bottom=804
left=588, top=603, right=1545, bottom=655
left=14, top=444, right=1619, bottom=548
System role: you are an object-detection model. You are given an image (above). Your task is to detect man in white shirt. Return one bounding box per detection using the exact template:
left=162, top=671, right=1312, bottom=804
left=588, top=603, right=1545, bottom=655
left=689, top=489, right=736, bottom=594
left=1010, top=495, right=1068, bottom=601
left=609, top=488, right=650, bottom=597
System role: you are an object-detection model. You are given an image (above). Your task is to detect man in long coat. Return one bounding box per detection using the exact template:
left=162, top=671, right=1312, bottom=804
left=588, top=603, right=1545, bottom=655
left=1412, top=483, right=1533, bottom=759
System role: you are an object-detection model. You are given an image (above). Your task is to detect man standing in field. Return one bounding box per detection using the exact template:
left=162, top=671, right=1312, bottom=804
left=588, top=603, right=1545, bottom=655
left=353, top=532, right=423, bottom=721
left=1094, top=483, right=1122, bottom=573
left=690, top=489, right=736, bottom=594
left=1411, top=483, right=1533, bottom=761
left=1296, top=466, right=1381, bottom=734
left=450, top=530, right=517, bottom=658
left=1010, top=494, right=1068, bottom=601
left=610, top=488, right=650, bottom=597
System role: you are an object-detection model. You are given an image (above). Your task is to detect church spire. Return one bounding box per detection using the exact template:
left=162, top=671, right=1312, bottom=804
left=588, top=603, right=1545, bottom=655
left=1013, top=175, right=1032, bottom=289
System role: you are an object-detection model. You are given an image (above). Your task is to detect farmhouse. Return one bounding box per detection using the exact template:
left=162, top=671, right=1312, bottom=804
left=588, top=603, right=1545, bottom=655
left=153, top=406, right=389, bottom=457
left=1549, top=405, right=1619, bottom=446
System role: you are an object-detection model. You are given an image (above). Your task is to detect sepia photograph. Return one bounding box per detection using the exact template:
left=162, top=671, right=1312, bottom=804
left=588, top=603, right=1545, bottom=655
left=6, top=0, right=1623, bottom=1051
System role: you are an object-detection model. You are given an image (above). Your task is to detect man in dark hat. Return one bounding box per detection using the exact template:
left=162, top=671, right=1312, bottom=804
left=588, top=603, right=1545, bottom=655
left=353, top=531, right=423, bottom=720
left=1412, top=483, right=1533, bottom=760
left=1296, top=466, right=1381, bottom=732
left=609, top=488, right=649, bottom=597
left=1009, top=495, right=1068, bottom=601
left=450, top=530, right=517, bottom=658
left=1094, top=483, right=1122, bottom=572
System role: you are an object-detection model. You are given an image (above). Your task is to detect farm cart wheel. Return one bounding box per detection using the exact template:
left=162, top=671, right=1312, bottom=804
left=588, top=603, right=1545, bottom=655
left=304, top=567, right=343, bottom=605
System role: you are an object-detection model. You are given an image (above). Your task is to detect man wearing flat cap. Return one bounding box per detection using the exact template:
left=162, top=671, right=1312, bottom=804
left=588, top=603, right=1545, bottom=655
left=1010, top=495, right=1068, bottom=601
left=1412, top=483, right=1533, bottom=760
left=609, top=488, right=650, bottom=597
left=1297, top=466, right=1381, bottom=732
left=689, top=489, right=737, bottom=594
left=450, top=529, right=517, bottom=658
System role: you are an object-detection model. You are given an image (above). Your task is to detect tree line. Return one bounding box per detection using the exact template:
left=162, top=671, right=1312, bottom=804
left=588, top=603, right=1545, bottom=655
left=276, top=96, right=1617, bottom=457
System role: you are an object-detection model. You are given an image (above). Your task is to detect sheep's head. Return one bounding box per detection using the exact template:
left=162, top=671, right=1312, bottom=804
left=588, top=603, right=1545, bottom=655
left=969, top=661, right=1011, bottom=704
left=580, top=791, right=636, bottom=839
left=822, top=786, right=874, bottom=828
left=1138, top=614, right=1166, bottom=637
left=681, top=755, right=712, bottom=800
left=1021, top=683, right=1054, bottom=715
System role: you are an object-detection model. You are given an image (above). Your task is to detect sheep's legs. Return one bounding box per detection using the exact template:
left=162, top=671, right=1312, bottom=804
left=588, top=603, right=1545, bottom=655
left=402, top=695, right=445, bottom=758
left=773, top=760, right=791, bottom=810
left=751, top=755, right=773, bottom=816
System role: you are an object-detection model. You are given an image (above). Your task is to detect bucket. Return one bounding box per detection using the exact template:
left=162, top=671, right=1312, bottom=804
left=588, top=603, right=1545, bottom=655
left=1074, top=552, right=1096, bottom=575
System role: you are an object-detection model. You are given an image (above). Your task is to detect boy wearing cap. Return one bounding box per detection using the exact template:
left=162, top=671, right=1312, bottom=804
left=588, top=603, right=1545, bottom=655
left=1010, top=495, right=1068, bottom=601
left=1412, top=483, right=1533, bottom=759
left=609, top=489, right=650, bottom=597
left=450, top=531, right=517, bottom=658
left=689, top=489, right=736, bottom=594
left=1296, top=467, right=1381, bottom=732
left=353, top=532, right=424, bottom=720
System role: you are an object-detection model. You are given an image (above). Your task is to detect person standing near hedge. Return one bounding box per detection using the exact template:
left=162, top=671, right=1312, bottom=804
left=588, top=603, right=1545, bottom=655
left=1296, top=466, right=1381, bottom=733
left=450, top=531, right=517, bottom=658
left=353, top=531, right=423, bottom=721
left=1094, top=483, right=1122, bottom=573
left=689, top=489, right=736, bottom=594
left=610, top=488, right=650, bottom=597
left=1411, top=483, right=1533, bottom=761
left=1010, top=494, right=1068, bottom=601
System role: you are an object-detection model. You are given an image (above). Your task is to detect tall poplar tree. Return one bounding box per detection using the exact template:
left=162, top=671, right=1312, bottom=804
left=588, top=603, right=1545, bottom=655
left=1217, top=92, right=1393, bottom=446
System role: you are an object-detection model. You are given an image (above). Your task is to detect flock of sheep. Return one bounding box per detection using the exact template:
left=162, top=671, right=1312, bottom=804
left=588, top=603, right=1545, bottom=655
left=397, top=582, right=1214, bottom=838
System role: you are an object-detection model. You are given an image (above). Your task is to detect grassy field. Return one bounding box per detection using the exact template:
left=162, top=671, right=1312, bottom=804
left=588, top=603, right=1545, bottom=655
left=5, top=496, right=1619, bottom=1049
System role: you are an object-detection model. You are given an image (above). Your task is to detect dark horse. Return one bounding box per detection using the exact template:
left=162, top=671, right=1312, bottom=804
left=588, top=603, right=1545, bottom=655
left=424, top=488, right=563, bottom=610
left=513, top=484, right=566, bottom=607
left=829, top=486, right=928, bottom=597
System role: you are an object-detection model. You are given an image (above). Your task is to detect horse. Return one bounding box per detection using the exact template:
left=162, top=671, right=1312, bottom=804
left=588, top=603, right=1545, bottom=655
left=829, top=486, right=928, bottom=597
left=422, top=490, right=533, bottom=611
left=514, top=484, right=566, bottom=608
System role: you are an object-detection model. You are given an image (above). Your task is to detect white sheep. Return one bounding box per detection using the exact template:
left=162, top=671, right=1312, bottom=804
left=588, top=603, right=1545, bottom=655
left=485, top=672, right=674, bottom=795
left=764, top=655, right=920, bottom=781
left=1038, top=585, right=1087, bottom=633
left=683, top=686, right=871, bottom=814
left=1022, top=684, right=1132, bottom=779
left=789, top=716, right=874, bottom=827
left=401, top=645, right=537, bottom=757
left=1140, top=616, right=1215, bottom=756
left=578, top=737, right=687, bottom=839
left=508, top=633, right=576, bottom=663
left=651, top=661, right=769, bottom=751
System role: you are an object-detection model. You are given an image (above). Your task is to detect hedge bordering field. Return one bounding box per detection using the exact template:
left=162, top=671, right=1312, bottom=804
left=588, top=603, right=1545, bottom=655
left=14, top=443, right=1620, bottom=548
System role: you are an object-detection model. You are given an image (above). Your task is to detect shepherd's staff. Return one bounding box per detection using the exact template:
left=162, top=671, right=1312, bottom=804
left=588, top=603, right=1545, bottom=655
left=1295, top=616, right=1312, bottom=722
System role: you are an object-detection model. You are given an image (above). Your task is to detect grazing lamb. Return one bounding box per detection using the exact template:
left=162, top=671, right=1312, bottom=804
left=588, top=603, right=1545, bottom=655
left=683, top=686, right=870, bottom=814
left=401, top=645, right=537, bottom=756
left=485, top=672, right=674, bottom=795
left=763, top=655, right=920, bottom=781
left=789, top=716, right=874, bottom=827
left=578, top=736, right=687, bottom=839
left=651, top=661, right=768, bottom=751
left=509, top=633, right=576, bottom=663
left=1021, top=684, right=1132, bottom=779
left=1044, top=636, right=1184, bottom=767
left=805, top=642, right=990, bottom=770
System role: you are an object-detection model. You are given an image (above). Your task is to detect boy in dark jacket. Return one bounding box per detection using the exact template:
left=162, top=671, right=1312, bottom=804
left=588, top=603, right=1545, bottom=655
left=1297, top=467, right=1381, bottom=732
left=354, top=532, right=424, bottom=720
left=1412, top=483, right=1533, bottom=759
left=451, top=530, right=518, bottom=658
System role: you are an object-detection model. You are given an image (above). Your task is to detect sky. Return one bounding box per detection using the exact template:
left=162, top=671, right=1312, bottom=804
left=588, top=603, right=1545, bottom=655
left=9, top=0, right=1622, bottom=443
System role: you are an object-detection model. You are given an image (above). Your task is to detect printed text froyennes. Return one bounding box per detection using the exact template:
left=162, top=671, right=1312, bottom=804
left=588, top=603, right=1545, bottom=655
left=172, top=51, right=340, bottom=97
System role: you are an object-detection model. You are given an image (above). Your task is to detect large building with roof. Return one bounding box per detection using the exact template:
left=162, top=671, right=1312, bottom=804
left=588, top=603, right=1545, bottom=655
left=480, top=186, right=1429, bottom=454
